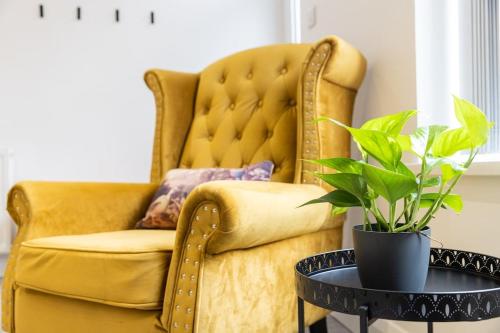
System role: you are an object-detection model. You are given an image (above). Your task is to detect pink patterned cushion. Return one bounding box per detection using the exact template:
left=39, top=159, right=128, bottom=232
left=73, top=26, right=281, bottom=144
left=136, top=161, right=274, bottom=229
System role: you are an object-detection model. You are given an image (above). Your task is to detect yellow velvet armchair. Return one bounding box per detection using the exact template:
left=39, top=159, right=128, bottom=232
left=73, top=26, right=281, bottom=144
left=2, top=36, right=366, bottom=333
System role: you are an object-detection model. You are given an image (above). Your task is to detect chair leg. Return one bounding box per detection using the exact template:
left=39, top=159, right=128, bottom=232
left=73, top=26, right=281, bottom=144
left=309, top=317, right=328, bottom=333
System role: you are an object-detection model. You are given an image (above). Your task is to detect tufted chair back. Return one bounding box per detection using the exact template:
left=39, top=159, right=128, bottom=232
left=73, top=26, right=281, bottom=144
left=145, top=36, right=366, bottom=187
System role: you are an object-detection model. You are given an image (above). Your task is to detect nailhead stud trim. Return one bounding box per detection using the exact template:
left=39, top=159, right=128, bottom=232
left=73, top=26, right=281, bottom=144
left=301, top=42, right=332, bottom=185
left=169, top=202, right=220, bottom=332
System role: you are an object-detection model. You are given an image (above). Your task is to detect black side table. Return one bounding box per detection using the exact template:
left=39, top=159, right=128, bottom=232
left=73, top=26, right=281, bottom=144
left=295, top=248, right=500, bottom=333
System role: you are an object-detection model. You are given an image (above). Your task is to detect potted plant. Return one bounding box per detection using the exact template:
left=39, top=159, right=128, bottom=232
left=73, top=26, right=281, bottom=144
left=302, top=96, right=493, bottom=291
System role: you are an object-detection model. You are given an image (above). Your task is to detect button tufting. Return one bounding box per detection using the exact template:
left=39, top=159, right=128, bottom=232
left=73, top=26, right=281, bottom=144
left=288, top=99, right=297, bottom=106
left=219, top=76, right=225, bottom=84
left=236, top=132, right=242, bottom=140
left=267, top=130, right=273, bottom=139
left=229, top=103, right=235, bottom=110
left=247, top=72, right=253, bottom=79
left=257, top=100, right=263, bottom=107
left=280, top=67, right=288, bottom=75
left=208, top=135, right=213, bottom=141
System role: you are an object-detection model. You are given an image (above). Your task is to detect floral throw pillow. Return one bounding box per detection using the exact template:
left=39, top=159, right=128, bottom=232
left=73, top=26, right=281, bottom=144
left=136, top=161, right=274, bottom=229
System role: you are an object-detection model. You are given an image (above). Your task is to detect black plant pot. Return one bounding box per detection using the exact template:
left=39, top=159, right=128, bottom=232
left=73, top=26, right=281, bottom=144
left=352, top=224, right=431, bottom=292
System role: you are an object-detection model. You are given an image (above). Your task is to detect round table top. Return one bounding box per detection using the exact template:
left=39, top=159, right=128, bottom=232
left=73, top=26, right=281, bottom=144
left=295, top=248, right=500, bottom=322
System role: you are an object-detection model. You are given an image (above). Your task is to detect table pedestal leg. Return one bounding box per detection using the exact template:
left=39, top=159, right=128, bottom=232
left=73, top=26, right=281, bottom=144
left=298, top=297, right=305, bottom=333
left=427, top=322, right=433, bottom=333
left=359, top=305, right=369, bottom=333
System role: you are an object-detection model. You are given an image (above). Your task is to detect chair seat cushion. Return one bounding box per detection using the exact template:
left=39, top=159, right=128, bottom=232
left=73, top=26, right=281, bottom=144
left=15, top=230, right=175, bottom=310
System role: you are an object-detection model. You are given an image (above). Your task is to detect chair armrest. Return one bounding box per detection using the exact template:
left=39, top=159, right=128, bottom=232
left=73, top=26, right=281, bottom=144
left=180, top=180, right=339, bottom=255
left=160, top=180, right=342, bottom=330
left=3, top=181, right=158, bottom=332
left=7, top=181, right=157, bottom=237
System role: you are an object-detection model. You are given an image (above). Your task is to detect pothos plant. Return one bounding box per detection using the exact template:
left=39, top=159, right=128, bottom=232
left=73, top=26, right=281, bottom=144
left=302, top=96, right=493, bottom=232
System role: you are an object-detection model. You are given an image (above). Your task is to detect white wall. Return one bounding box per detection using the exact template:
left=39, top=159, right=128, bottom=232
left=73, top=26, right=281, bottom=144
left=301, top=0, right=417, bottom=127
left=0, top=0, right=288, bottom=183
left=300, top=0, right=500, bottom=332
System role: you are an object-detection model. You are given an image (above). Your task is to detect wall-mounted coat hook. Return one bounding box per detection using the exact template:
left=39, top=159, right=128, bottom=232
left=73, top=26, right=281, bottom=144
left=39, top=4, right=44, bottom=18
left=76, top=7, right=81, bottom=20
left=150, top=11, right=155, bottom=25
left=115, top=9, right=120, bottom=22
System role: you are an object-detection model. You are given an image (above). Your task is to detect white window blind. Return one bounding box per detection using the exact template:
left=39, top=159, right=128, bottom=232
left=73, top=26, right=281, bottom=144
left=470, top=0, right=500, bottom=154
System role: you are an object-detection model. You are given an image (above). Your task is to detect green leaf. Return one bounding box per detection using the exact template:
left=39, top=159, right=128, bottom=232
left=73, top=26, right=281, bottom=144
left=361, top=110, right=417, bottom=137
left=397, top=134, right=411, bottom=151
left=424, top=156, right=466, bottom=174
left=361, top=164, right=418, bottom=203
left=299, top=190, right=370, bottom=208
left=332, top=206, right=349, bottom=216
left=431, top=127, right=472, bottom=157
left=314, top=173, right=368, bottom=203
left=419, top=199, right=446, bottom=210
left=410, top=125, right=448, bottom=157
left=366, top=186, right=379, bottom=200
left=430, top=97, right=493, bottom=157
left=316, top=117, right=402, bottom=170
left=350, top=128, right=402, bottom=170
left=306, top=158, right=362, bottom=174
left=441, top=163, right=464, bottom=183
left=454, top=96, right=493, bottom=147
left=421, top=176, right=441, bottom=187
left=396, top=161, right=416, bottom=179
left=420, top=193, right=463, bottom=213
